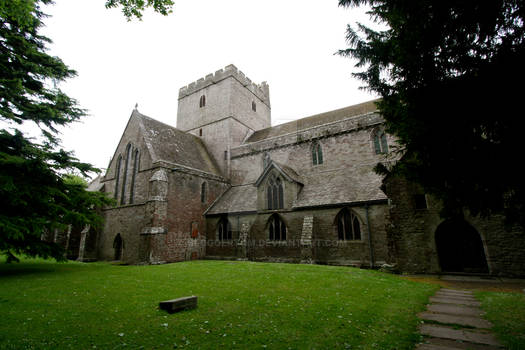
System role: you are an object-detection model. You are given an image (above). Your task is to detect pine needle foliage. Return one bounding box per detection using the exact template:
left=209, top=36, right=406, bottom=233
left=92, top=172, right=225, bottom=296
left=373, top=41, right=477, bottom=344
left=339, top=0, right=525, bottom=227
left=0, top=0, right=120, bottom=262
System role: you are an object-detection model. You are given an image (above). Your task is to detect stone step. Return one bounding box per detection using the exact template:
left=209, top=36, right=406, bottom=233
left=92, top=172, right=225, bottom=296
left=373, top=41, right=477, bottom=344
left=435, top=291, right=476, bottom=299
left=422, top=337, right=503, bottom=350
left=430, top=296, right=481, bottom=306
left=417, top=344, right=465, bottom=350
left=439, top=289, right=473, bottom=295
left=420, top=324, right=502, bottom=347
left=427, top=304, right=483, bottom=317
left=419, top=312, right=493, bottom=328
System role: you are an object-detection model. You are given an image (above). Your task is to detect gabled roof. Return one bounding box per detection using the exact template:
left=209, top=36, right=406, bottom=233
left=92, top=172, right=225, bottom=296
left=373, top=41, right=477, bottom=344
left=205, top=185, right=257, bottom=215
left=87, top=175, right=105, bottom=192
left=245, top=100, right=379, bottom=143
left=292, top=164, right=387, bottom=208
left=134, top=110, right=222, bottom=176
left=254, top=161, right=303, bottom=187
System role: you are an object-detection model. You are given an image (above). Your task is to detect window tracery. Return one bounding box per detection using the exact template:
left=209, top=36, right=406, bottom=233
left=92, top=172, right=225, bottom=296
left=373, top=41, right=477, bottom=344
left=336, top=208, right=362, bottom=241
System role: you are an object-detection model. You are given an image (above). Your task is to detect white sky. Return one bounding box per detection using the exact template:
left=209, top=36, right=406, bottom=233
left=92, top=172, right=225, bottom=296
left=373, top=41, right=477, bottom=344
left=40, top=0, right=375, bottom=171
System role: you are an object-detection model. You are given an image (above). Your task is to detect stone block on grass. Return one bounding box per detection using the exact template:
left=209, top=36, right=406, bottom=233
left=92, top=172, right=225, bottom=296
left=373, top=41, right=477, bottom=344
left=159, top=296, right=197, bottom=313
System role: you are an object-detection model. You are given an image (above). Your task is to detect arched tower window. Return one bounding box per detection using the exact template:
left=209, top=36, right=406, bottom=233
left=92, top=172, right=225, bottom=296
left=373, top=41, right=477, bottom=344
left=217, top=216, right=232, bottom=241
left=267, top=176, right=284, bottom=210
left=120, top=144, right=132, bottom=205
left=373, top=129, right=388, bottom=154
left=312, top=141, right=323, bottom=165
left=114, top=155, right=122, bottom=201
left=199, top=95, right=206, bottom=108
left=201, top=182, right=207, bottom=203
left=268, top=214, right=287, bottom=241
left=129, top=149, right=139, bottom=204
left=336, top=208, right=362, bottom=241
left=252, top=101, right=257, bottom=112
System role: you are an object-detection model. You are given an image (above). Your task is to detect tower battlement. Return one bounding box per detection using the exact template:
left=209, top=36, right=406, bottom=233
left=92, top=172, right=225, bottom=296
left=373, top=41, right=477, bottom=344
left=178, top=64, right=270, bottom=107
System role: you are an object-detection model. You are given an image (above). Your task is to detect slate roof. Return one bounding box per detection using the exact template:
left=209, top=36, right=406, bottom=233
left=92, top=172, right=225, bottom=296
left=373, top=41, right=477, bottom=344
left=136, top=111, right=222, bottom=176
left=207, top=162, right=386, bottom=215
left=246, top=100, right=379, bottom=142
left=254, top=161, right=304, bottom=187
left=292, top=164, right=387, bottom=208
left=205, top=184, right=257, bottom=215
left=87, top=175, right=104, bottom=192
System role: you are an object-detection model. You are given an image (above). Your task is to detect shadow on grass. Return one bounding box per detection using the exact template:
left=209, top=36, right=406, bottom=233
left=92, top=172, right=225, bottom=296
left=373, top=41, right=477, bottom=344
left=0, top=258, right=85, bottom=279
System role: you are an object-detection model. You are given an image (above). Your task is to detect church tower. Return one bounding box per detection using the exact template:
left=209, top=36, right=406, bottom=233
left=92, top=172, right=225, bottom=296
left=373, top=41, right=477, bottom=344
left=177, top=64, right=271, bottom=177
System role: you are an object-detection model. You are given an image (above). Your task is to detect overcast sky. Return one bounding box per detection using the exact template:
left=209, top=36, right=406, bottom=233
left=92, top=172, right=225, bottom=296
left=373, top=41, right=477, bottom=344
left=41, top=0, right=376, bottom=171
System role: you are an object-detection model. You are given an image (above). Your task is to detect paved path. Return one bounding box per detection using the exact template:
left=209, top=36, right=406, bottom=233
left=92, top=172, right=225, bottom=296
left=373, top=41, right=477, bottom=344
left=416, top=288, right=503, bottom=350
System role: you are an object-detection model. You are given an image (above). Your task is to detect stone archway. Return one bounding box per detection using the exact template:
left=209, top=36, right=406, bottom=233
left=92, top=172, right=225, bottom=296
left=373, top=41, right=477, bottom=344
left=113, top=234, right=123, bottom=261
left=435, top=219, right=489, bottom=273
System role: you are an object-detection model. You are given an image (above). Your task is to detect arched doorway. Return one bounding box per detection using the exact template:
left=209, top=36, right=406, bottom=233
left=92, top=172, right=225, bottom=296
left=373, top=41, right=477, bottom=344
left=113, top=234, right=123, bottom=261
left=435, top=219, right=488, bottom=273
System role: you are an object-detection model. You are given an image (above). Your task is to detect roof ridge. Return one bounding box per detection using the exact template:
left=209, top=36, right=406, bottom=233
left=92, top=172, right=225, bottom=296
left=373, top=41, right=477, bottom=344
left=245, top=99, right=380, bottom=143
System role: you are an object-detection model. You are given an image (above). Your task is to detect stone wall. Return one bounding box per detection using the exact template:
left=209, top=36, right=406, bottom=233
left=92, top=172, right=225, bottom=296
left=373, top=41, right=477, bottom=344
left=205, top=204, right=391, bottom=267
left=229, top=113, right=395, bottom=186
left=178, top=66, right=272, bottom=178
left=177, top=64, right=270, bottom=133
left=159, top=169, right=228, bottom=263
left=99, top=203, right=148, bottom=263
left=384, top=175, right=525, bottom=277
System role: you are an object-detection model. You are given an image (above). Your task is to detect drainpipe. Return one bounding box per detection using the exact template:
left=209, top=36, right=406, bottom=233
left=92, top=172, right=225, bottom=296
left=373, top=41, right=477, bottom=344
left=366, top=204, right=374, bottom=268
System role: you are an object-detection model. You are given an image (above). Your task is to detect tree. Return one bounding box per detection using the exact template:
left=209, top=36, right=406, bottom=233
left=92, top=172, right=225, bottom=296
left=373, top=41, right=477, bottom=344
left=105, top=0, right=174, bottom=20
left=0, top=0, right=173, bottom=262
left=339, top=0, right=525, bottom=227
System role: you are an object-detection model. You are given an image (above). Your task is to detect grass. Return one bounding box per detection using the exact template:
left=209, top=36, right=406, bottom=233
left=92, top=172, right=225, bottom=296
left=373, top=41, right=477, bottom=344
left=0, top=258, right=438, bottom=350
left=476, top=290, right=525, bottom=350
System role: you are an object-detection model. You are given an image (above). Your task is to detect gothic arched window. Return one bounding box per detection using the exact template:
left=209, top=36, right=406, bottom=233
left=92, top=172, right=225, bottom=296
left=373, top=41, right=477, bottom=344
left=373, top=129, right=388, bottom=154
left=120, top=144, right=132, bottom=205
left=114, top=155, right=122, bottom=201
left=268, top=214, right=287, bottom=241
left=267, top=176, right=284, bottom=210
left=312, top=141, right=323, bottom=165
left=217, top=216, right=232, bottom=241
left=129, top=149, right=139, bottom=204
left=201, top=182, right=207, bottom=203
left=199, top=95, right=206, bottom=108
left=336, top=208, right=362, bottom=241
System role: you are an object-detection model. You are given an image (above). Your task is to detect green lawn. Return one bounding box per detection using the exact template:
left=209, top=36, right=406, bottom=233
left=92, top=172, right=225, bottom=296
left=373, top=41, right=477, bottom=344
left=477, top=291, right=525, bottom=350
left=0, top=258, right=438, bottom=350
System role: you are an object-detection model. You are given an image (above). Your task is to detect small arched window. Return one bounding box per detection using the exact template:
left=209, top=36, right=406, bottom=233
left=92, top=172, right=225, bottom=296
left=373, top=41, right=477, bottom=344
left=373, top=129, right=388, bottom=154
left=217, top=216, right=232, bottom=241
left=114, top=155, right=122, bottom=200
left=312, top=141, right=323, bottom=165
left=129, top=149, right=139, bottom=204
left=201, top=182, right=207, bottom=203
left=252, top=101, right=257, bottom=112
left=199, top=95, right=206, bottom=108
left=336, top=208, right=362, bottom=241
left=268, top=214, right=287, bottom=241
left=267, top=176, right=284, bottom=210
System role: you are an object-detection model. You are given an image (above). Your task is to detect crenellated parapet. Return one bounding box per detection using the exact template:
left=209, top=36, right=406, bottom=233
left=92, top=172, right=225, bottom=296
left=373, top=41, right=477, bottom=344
left=178, top=64, right=270, bottom=107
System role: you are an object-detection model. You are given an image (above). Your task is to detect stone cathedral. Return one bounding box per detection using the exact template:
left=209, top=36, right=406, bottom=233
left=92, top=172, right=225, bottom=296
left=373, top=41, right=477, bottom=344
left=73, top=64, right=524, bottom=277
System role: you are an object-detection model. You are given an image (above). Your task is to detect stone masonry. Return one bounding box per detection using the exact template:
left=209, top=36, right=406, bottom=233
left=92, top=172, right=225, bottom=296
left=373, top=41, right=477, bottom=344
left=77, top=64, right=525, bottom=277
